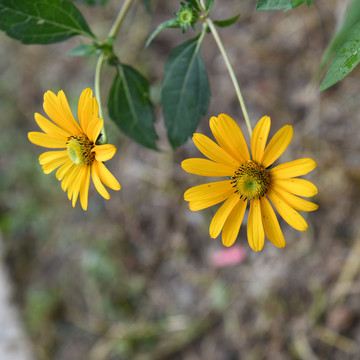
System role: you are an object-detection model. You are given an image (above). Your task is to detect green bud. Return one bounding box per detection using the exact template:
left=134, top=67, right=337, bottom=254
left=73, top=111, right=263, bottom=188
left=176, top=3, right=198, bottom=32
left=179, top=8, right=194, bottom=25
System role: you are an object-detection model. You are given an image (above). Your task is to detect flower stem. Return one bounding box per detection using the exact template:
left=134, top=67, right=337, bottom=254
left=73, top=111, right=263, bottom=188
left=204, top=17, right=253, bottom=136
left=108, top=0, right=134, bottom=38
left=94, top=52, right=107, bottom=144
left=94, top=0, right=134, bottom=145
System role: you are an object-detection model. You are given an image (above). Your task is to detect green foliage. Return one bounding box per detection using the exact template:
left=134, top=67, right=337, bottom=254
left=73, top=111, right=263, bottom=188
left=69, top=39, right=114, bottom=57
left=213, top=14, right=240, bottom=28
left=69, top=43, right=99, bottom=56
left=73, top=0, right=110, bottom=5
left=146, top=2, right=200, bottom=47
left=319, top=0, right=360, bottom=91
left=320, top=23, right=360, bottom=91
left=108, top=64, right=158, bottom=150
left=176, top=3, right=199, bottom=32
left=0, top=0, right=94, bottom=44
left=161, top=35, right=210, bottom=149
left=205, top=0, right=215, bottom=12
left=145, top=19, right=180, bottom=48
left=256, top=0, right=314, bottom=12
left=186, top=0, right=201, bottom=12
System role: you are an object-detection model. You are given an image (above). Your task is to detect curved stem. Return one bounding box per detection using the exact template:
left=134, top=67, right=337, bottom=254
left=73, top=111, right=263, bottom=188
left=108, top=0, right=134, bottom=39
left=94, top=52, right=107, bottom=144
left=205, top=17, right=253, bottom=136
left=94, top=0, right=134, bottom=144
left=95, top=53, right=105, bottom=119
left=196, top=22, right=208, bottom=52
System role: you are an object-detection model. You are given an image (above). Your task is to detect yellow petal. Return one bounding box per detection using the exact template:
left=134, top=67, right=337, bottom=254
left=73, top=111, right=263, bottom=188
left=222, top=199, right=247, bottom=247
left=80, top=166, right=91, bottom=210
left=93, top=161, right=121, bottom=190
left=87, top=116, right=103, bottom=143
left=93, top=144, right=116, bottom=162
left=184, top=180, right=232, bottom=201
left=43, top=90, right=81, bottom=134
left=78, top=88, right=93, bottom=132
left=68, top=166, right=84, bottom=206
left=189, top=197, right=232, bottom=211
left=61, top=164, right=79, bottom=192
left=186, top=180, right=234, bottom=210
left=71, top=187, right=79, bottom=207
left=270, top=158, right=317, bottom=179
left=262, top=125, right=293, bottom=168
left=260, top=197, right=285, bottom=248
left=41, top=156, right=68, bottom=174
left=91, top=165, right=110, bottom=200
left=56, top=160, right=74, bottom=181
left=181, top=158, right=234, bottom=177
left=192, top=133, right=240, bottom=168
left=209, top=114, right=250, bottom=163
left=34, top=113, right=70, bottom=138
left=251, top=116, right=270, bottom=163
left=65, top=166, right=81, bottom=196
left=209, top=194, right=239, bottom=239
left=58, top=90, right=82, bottom=132
left=28, top=132, right=66, bottom=148
left=247, top=198, right=265, bottom=251
left=189, top=189, right=235, bottom=211
left=272, top=178, right=318, bottom=197
left=39, top=150, right=68, bottom=165
left=267, top=189, right=308, bottom=231
left=273, top=187, right=318, bottom=212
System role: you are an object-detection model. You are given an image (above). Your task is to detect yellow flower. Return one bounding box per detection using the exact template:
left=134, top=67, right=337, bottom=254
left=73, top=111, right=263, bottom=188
left=181, top=114, right=318, bottom=251
left=28, top=89, right=121, bottom=210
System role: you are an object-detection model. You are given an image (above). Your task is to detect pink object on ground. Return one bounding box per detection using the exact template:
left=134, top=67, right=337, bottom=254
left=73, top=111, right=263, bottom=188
left=210, top=245, right=248, bottom=267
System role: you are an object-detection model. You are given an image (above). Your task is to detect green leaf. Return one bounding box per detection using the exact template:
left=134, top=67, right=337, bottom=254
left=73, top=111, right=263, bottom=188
left=256, top=0, right=313, bottom=12
left=108, top=64, right=158, bottom=150
left=205, top=0, right=215, bottom=12
left=145, top=18, right=180, bottom=48
left=0, top=0, right=94, bottom=44
left=161, top=35, right=210, bottom=149
left=73, top=0, right=110, bottom=5
left=69, top=43, right=98, bottom=56
left=317, top=0, right=360, bottom=85
left=320, top=21, right=360, bottom=91
left=185, top=0, right=201, bottom=12
left=213, top=14, right=240, bottom=28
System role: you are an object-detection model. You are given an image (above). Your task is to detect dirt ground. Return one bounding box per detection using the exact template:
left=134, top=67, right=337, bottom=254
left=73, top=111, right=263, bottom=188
left=1, top=0, right=360, bottom=359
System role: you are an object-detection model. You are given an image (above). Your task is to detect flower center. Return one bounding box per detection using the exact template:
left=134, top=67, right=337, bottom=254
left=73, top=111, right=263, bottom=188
left=231, top=160, right=271, bottom=200
left=66, top=134, right=95, bottom=166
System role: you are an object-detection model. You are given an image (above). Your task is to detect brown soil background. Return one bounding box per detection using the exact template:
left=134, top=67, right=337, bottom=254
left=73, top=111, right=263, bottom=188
left=1, top=0, right=360, bottom=359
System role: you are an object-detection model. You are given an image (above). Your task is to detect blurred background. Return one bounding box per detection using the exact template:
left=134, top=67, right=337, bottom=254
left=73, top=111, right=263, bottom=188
left=1, top=0, right=360, bottom=359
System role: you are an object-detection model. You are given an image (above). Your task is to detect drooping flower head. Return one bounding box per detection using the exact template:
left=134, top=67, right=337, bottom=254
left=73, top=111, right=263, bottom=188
left=28, top=89, right=121, bottom=210
left=181, top=114, right=318, bottom=251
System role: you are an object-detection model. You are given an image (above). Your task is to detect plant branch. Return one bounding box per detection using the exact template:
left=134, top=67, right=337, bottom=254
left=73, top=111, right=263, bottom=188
left=108, top=0, right=134, bottom=39
left=94, top=0, right=135, bottom=144
left=94, top=52, right=107, bottom=144
left=199, top=1, right=252, bottom=136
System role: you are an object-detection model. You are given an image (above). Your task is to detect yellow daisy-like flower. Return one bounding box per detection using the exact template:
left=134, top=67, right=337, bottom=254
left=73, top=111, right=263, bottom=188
left=181, top=114, right=318, bottom=252
left=28, top=88, right=121, bottom=210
